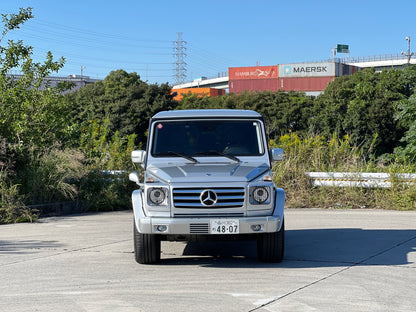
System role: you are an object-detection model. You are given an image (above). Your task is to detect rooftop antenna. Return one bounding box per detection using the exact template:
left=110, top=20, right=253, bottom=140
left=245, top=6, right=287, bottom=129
left=173, top=32, right=187, bottom=85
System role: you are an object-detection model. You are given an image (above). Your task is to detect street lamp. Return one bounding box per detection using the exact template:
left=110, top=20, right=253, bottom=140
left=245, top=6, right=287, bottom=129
left=80, top=66, right=86, bottom=79
left=401, top=36, right=414, bottom=64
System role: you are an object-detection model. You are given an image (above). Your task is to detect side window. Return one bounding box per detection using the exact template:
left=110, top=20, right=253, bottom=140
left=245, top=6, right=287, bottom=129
left=253, top=122, right=264, bottom=154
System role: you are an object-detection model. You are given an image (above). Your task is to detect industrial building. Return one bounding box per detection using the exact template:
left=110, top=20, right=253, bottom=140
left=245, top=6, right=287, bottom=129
left=229, top=62, right=359, bottom=97
left=7, top=74, right=100, bottom=94
left=172, top=53, right=416, bottom=98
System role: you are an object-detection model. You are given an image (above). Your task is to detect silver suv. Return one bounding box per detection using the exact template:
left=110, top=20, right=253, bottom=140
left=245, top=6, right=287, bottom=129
left=129, top=109, right=285, bottom=263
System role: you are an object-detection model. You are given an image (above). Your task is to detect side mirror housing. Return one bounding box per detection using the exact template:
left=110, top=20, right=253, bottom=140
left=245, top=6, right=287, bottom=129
left=270, top=148, right=284, bottom=161
left=131, top=150, right=146, bottom=164
left=129, top=172, right=140, bottom=183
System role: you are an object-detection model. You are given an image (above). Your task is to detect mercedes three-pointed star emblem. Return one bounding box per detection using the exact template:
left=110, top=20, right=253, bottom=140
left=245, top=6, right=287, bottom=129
left=200, top=189, right=217, bottom=206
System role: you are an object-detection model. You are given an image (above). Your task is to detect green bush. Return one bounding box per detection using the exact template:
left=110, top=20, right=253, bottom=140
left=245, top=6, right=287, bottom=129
left=0, top=172, right=38, bottom=224
left=18, top=147, right=87, bottom=205
left=79, top=171, right=135, bottom=212
left=272, top=133, right=416, bottom=210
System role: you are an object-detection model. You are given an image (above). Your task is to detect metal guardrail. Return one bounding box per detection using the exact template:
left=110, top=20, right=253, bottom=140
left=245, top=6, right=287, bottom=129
left=307, top=172, right=416, bottom=188
left=291, top=54, right=411, bottom=65
left=345, top=54, right=408, bottom=63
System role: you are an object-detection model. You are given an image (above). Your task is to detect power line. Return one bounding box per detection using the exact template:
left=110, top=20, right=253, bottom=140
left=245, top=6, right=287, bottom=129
left=6, top=17, right=237, bottom=84
left=33, top=19, right=171, bottom=44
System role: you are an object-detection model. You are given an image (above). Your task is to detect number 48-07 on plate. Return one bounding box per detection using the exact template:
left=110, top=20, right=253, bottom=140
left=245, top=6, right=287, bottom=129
left=210, top=219, right=239, bottom=234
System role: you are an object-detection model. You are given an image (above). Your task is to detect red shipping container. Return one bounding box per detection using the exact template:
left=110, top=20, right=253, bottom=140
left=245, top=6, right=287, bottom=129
left=229, top=65, right=279, bottom=80
left=229, top=79, right=279, bottom=93
left=278, top=76, right=335, bottom=92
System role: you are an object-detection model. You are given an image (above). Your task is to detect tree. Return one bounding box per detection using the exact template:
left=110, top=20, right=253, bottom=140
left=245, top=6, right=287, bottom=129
left=0, top=7, right=76, bottom=222
left=66, top=69, right=178, bottom=147
left=312, top=67, right=415, bottom=155
left=0, top=7, right=68, bottom=152
left=177, top=90, right=314, bottom=140
left=394, top=94, right=416, bottom=159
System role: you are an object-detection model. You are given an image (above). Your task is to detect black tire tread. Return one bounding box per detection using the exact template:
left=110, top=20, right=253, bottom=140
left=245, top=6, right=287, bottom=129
left=257, top=220, right=285, bottom=263
left=134, top=221, right=161, bottom=264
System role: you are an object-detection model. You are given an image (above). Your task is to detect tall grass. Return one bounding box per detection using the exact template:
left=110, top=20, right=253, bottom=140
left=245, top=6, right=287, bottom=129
left=0, top=171, right=37, bottom=224
left=1, top=142, right=136, bottom=223
left=272, top=133, right=416, bottom=210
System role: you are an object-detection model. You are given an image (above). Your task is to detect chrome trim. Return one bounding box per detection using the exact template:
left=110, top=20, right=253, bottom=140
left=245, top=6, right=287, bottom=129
left=173, top=187, right=244, bottom=209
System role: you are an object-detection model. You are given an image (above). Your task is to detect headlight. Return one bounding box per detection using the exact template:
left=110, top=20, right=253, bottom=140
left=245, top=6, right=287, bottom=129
left=250, top=186, right=270, bottom=204
left=148, top=187, right=167, bottom=205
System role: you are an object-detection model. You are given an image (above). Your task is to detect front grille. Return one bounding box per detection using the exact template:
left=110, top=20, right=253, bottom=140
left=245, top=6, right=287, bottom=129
left=173, top=187, right=245, bottom=209
left=190, top=223, right=209, bottom=234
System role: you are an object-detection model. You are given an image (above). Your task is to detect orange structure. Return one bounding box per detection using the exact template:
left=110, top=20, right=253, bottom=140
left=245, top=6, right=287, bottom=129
left=172, top=87, right=225, bottom=101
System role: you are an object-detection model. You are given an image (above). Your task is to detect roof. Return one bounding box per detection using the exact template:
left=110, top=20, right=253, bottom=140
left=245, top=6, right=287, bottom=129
left=152, top=109, right=262, bottom=120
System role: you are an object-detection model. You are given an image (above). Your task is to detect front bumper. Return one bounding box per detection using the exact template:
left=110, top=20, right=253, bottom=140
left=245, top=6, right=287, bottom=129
left=133, top=188, right=285, bottom=235
left=137, top=215, right=281, bottom=235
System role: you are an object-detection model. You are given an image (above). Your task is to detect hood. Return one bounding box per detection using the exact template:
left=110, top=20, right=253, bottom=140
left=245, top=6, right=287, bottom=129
left=147, top=162, right=270, bottom=183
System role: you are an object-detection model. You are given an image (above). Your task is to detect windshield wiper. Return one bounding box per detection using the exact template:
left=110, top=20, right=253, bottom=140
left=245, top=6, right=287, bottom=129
left=166, top=151, right=198, bottom=163
left=195, top=151, right=240, bottom=163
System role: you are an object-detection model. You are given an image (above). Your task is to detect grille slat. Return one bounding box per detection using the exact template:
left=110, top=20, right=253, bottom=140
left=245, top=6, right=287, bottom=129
left=175, top=189, right=244, bottom=194
left=173, top=187, right=245, bottom=209
left=176, top=213, right=244, bottom=218
left=174, top=202, right=242, bottom=208
left=173, top=196, right=200, bottom=201
left=190, top=223, right=209, bottom=234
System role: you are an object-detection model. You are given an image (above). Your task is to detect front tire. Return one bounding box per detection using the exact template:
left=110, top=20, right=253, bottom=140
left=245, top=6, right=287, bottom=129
left=134, top=221, right=161, bottom=264
left=257, top=220, right=284, bottom=263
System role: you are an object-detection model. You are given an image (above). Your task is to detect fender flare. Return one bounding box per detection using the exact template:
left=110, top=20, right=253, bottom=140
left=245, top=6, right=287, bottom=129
left=132, top=190, right=145, bottom=232
left=273, top=188, right=285, bottom=231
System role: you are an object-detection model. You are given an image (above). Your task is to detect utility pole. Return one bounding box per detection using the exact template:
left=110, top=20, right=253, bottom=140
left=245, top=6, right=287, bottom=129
left=173, top=32, right=187, bottom=85
left=401, top=36, right=414, bottom=65
left=80, top=66, right=86, bottom=87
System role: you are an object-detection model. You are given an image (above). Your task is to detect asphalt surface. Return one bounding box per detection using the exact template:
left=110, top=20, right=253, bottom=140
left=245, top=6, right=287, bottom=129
left=1, top=208, right=415, bottom=312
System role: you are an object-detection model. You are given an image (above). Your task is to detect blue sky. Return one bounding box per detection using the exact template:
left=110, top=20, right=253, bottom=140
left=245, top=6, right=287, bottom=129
left=2, top=0, right=416, bottom=84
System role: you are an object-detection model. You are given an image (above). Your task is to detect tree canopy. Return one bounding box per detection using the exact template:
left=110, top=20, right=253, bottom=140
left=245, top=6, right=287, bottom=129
left=66, top=69, right=177, bottom=147
left=0, top=7, right=68, bottom=152
left=311, top=67, right=416, bottom=155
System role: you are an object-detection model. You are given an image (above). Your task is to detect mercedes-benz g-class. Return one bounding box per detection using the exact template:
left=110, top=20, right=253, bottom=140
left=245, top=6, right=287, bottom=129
left=129, top=109, right=285, bottom=263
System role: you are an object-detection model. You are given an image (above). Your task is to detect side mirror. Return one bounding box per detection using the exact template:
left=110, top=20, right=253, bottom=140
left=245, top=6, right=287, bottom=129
left=129, top=172, right=140, bottom=183
left=131, top=150, right=146, bottom=164
left=270, top=148, right=284, bottom=161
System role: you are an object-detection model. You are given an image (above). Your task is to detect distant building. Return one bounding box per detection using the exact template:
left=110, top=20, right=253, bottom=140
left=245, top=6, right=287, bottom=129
left=173, top=54, right=415, bottom=97
left=229, top=62, right=359, bottom=97
left=6, top=74, right=101, bottom=93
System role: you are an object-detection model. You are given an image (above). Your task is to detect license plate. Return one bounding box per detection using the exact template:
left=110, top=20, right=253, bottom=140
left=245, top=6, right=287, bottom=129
left=210, top=219, right=239, bottom=234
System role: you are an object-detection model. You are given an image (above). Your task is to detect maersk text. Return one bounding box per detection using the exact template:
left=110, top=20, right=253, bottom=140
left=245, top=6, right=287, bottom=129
left=293, top=66, right=328, bottom=73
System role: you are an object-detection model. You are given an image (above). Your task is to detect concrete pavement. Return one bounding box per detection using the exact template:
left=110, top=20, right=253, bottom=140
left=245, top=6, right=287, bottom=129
left=0, top=209, right=415, bottom=311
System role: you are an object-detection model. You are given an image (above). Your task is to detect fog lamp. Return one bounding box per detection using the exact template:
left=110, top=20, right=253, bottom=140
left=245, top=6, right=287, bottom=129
left=251, top=224, right=262, bottom=232
left=155, top=225, right=168, bottom=232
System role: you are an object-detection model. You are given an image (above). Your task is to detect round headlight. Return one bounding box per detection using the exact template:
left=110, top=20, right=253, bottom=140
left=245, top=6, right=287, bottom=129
left=253, top=187, right=269, bottom=204
left=149, top=188, right=166, bottom=205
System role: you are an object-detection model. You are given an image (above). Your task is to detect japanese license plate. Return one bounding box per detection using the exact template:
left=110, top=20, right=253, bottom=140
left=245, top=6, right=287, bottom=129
left=210, top=219, right=239, bottom=234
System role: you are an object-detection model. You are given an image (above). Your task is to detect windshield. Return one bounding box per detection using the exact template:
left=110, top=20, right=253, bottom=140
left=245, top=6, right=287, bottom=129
left=151, top=119, right=264, bottom=157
